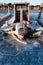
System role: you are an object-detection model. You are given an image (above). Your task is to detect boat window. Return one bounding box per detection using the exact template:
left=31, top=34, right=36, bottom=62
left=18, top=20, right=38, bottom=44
left=16, top=6, right=21, bottom=11
left=16, top=5, right=27, bottom=11
left=17, top=6, right=21, bottom=9
left=22, top=5, right=27, bottom=8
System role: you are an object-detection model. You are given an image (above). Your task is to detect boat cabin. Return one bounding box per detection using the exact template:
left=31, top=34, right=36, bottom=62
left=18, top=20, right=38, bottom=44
left=14, top=2, right=30, bottom=22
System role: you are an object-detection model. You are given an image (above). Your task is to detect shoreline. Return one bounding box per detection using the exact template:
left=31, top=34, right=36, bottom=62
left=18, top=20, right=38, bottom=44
left=0, top=8, right=43, bottom=10
left=0, top=3, right=43, bottom=10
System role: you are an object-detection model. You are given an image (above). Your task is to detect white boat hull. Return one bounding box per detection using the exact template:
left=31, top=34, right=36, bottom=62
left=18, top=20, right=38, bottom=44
left=11, top=34, right=27, bottom=44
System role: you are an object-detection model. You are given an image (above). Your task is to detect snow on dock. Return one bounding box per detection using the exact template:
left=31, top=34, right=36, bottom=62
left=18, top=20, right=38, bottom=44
left=0, top=13, right=10, bottom=22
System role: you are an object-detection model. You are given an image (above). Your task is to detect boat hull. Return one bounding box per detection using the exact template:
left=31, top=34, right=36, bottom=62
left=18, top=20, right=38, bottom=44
left=27, top=30, right=42, bottom=37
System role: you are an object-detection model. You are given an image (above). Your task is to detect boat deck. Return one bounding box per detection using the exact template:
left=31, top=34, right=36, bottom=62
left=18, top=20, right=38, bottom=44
left=0, top=13, right=10, bottom=22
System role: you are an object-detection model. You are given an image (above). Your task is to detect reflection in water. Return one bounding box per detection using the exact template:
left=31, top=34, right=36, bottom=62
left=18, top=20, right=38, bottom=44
left=0, top=33, right=43, bottom=65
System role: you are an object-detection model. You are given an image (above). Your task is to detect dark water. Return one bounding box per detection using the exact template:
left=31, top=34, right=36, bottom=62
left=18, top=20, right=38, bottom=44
left=0, top=10, right=43, bottom=65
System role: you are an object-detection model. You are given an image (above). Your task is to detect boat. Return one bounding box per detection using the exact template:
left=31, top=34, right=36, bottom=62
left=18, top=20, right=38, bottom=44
left=0, top=22, right=42, bottom=44
left=0, top=2, right=43, bottom=42
left=0, top=21, right=42, bottom=40
left=35, top=7, right=43, bottom=27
